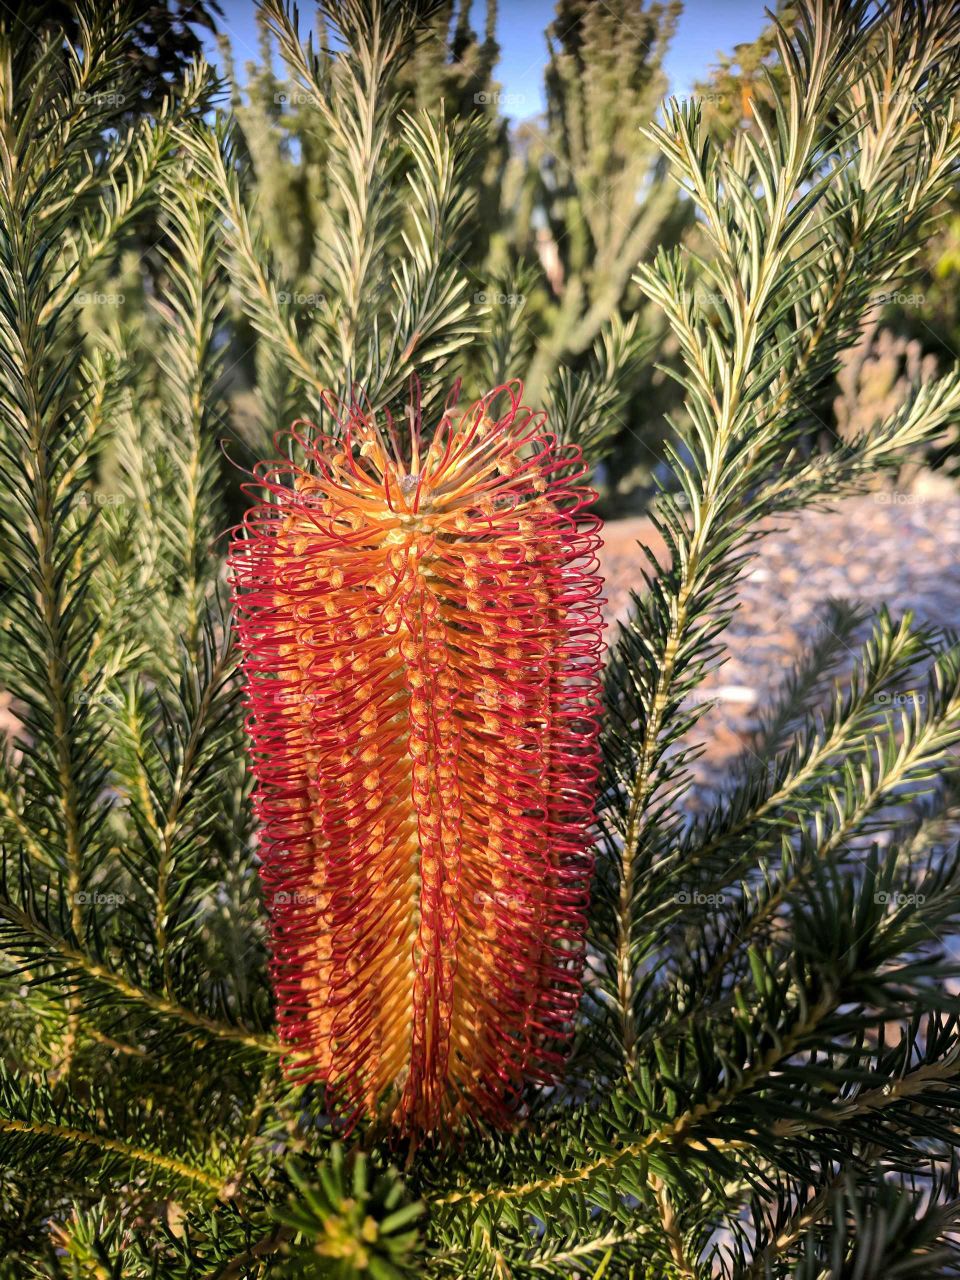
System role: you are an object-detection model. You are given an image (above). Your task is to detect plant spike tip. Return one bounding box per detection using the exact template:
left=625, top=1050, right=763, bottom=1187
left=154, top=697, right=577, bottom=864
left=230, top=381, right=605, bottom=1133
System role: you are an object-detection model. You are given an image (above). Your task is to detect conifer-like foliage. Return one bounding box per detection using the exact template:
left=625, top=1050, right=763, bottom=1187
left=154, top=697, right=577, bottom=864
left=2, top=0, right=960, bottom=1275
left=219, top=0, right=683, bottom=505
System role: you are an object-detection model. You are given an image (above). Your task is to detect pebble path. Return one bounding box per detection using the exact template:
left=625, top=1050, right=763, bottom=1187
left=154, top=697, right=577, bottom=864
left=597, top=487, right=960, bottom=809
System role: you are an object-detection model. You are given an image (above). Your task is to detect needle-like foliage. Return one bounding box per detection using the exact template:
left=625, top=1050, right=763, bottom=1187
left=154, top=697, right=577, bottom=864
left=2, top=1, right=960, bottom=1276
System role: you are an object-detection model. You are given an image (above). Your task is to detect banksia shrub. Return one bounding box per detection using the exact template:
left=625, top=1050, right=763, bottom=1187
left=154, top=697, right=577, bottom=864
left=229, top=383, right=604, bottom=1132
left=10, top=1, right=960, bottom=1274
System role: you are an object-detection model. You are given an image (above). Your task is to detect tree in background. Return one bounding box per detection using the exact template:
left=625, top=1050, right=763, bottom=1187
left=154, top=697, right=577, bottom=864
left=7, top=0, right=223, bottom=110
left=217, top=0, right=690, bottom=511
left=3, top=1, right=960, bottom=1277
left=693, top=2, right=797, bottom=134
left=503, top=0, right=685, bottom=396
left=696, top=0, right=960, bottom=479
left=490, top=0, right=692, bottom=510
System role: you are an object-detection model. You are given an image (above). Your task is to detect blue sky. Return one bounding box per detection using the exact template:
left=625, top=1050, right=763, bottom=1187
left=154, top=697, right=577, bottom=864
left=210, top=0, right=771, bottom=117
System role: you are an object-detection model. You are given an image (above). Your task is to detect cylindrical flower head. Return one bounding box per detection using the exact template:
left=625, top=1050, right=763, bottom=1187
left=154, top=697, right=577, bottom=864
left=229, top=381, right=604, bottom=1133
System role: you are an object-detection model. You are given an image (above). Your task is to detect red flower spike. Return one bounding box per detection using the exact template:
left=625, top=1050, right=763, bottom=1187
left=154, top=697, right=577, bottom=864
left=229, top=380, right=605, bottom=1134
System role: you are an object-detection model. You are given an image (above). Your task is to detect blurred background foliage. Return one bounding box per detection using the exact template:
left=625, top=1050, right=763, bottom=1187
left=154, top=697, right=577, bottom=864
left=71, top=0, right=960, bottom=518
left=79, top=0, right=960, bottom=522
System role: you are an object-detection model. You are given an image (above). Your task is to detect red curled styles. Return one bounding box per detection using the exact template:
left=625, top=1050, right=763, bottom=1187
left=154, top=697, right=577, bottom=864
left=229, top=380, right=604, bottom=1133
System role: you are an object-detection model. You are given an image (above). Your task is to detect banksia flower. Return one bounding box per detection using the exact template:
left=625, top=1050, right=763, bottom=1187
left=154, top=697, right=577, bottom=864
left=229, top=381, right=604, bottom=1133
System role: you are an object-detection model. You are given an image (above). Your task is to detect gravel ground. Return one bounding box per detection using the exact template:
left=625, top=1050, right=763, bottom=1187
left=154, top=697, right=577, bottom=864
left=597, top=482, right=960, bottom=808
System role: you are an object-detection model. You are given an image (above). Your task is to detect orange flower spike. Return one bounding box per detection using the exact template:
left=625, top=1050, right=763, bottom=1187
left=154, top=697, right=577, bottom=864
left=229, top=381, right=605, bottom=1133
